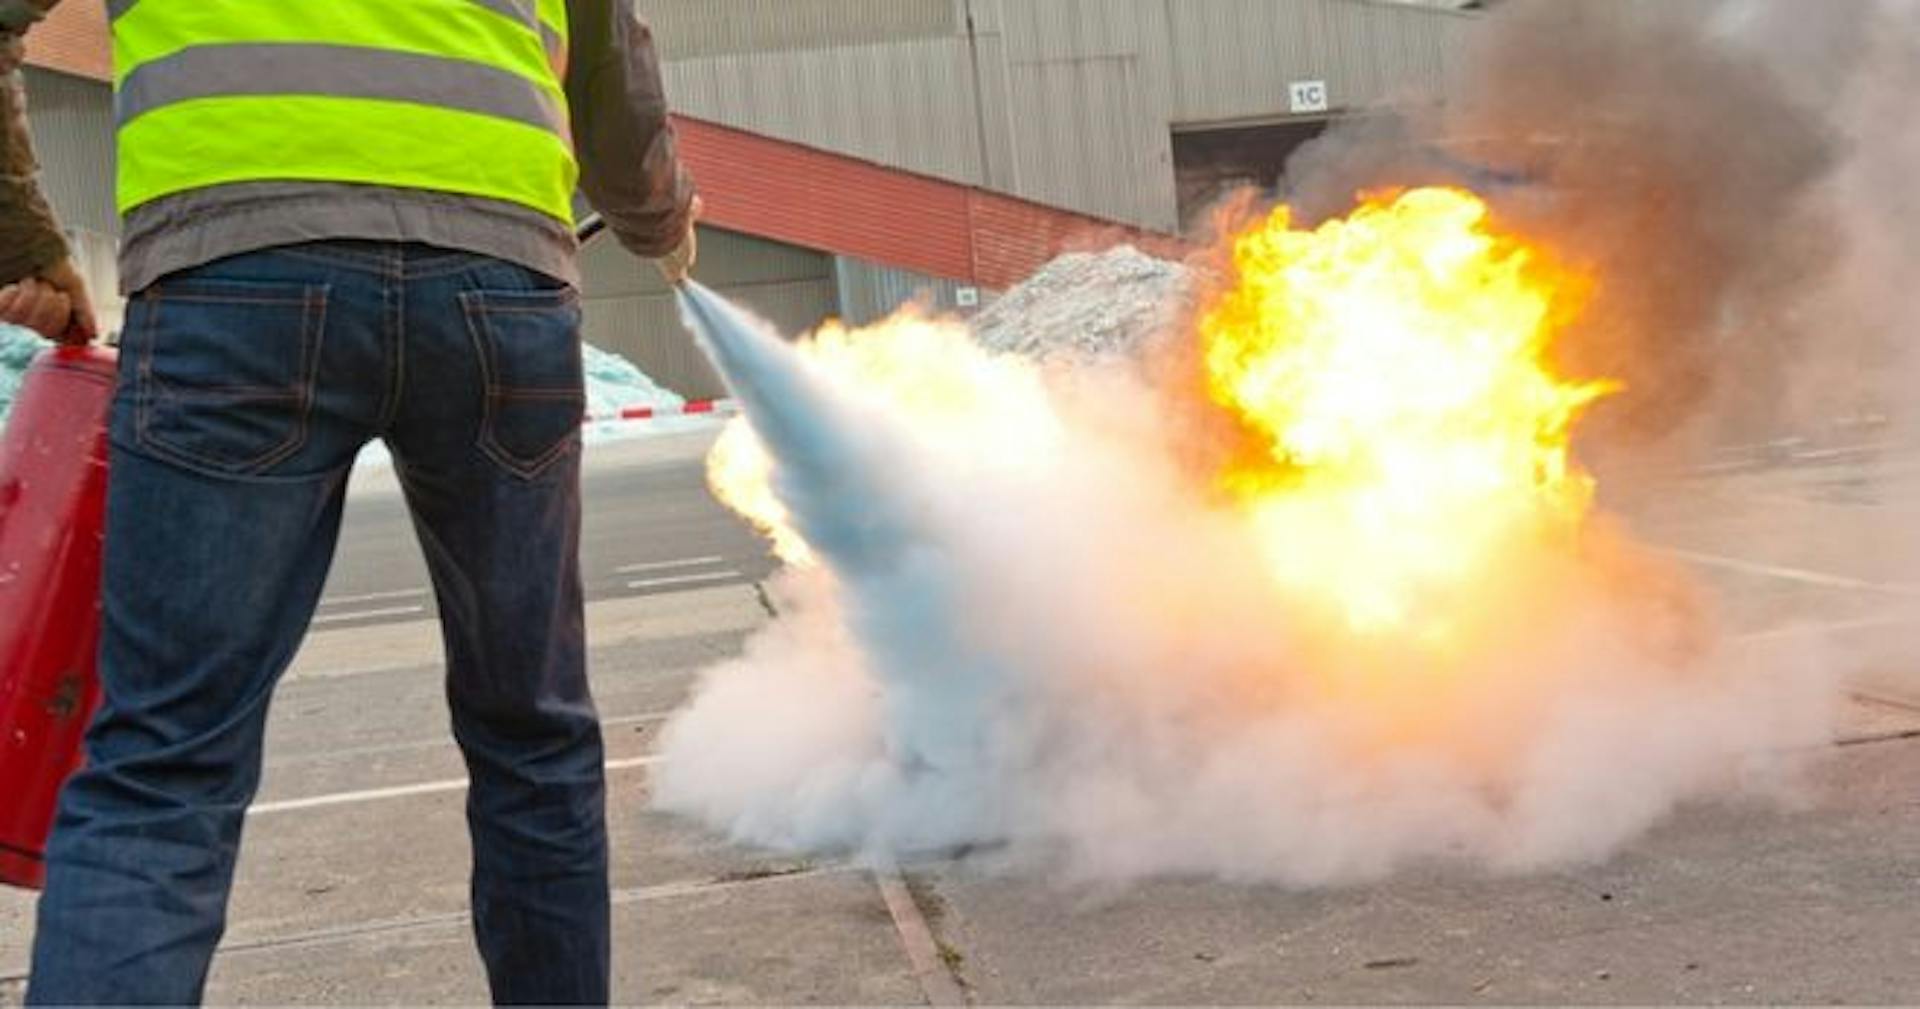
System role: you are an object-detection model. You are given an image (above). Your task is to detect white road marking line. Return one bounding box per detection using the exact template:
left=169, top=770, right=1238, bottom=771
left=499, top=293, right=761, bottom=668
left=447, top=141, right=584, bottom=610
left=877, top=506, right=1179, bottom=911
left=319, top=587, right=429, bottom=608
left=626, top=569, right=742, bottom=591
left=603, top=711, right=672, bottom=729
left=1731, top=614, right=1918, bottom=644
left=310, top=604, right=427, bottom=626
left=616, top=555, right=727, bottom=575
left=249, top=755, right=660, bottom=816
left=265, top=712, right=675, bottom=768
left=1662, top=547, right=1920, bottom=596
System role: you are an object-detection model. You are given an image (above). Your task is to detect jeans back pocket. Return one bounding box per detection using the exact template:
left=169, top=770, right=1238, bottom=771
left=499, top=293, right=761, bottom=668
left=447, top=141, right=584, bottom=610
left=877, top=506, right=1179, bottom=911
left=459, top=288, right=586, bottom=479
left=131, top=279, right=328, bottom=476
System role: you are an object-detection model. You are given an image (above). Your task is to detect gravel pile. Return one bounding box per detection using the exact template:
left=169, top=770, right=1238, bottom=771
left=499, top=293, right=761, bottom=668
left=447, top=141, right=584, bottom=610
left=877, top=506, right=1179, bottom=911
left=971, top=246, right=1191, bottom=362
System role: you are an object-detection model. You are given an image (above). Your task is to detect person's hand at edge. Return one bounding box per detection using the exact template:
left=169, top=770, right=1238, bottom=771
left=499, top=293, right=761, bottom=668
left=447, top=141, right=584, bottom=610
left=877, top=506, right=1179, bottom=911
left=653, top=195, right=702, bottom=285
left=0, top=257, right=96, bottom=343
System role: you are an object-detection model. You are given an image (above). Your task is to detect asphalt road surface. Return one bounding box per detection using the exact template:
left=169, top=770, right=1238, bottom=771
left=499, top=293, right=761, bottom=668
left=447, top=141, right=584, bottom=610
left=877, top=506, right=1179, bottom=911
left=315, top=434, right=777, bottom=630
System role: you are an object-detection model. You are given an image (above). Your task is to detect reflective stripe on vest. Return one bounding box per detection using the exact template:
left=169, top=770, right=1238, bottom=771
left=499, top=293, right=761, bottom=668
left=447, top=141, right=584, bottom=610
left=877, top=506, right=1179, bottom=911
left=110, top=1, right=577, bottom=224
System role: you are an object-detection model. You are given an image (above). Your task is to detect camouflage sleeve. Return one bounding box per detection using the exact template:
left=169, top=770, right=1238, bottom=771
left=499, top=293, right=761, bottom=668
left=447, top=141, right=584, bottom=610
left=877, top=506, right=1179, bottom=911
left=564, top=0, right=697, bottom=259
left=0, top=2, right=70, bottom=286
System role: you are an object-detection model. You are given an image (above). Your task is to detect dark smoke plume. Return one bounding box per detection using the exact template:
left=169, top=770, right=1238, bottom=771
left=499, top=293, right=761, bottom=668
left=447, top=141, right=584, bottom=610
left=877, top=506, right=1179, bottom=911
left=1286, top=0, right=1907, bottom=452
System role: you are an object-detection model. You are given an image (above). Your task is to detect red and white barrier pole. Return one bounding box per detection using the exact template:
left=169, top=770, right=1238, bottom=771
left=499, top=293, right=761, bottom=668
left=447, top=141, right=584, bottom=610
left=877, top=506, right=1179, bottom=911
left=585, top=398, right=736, bottom=425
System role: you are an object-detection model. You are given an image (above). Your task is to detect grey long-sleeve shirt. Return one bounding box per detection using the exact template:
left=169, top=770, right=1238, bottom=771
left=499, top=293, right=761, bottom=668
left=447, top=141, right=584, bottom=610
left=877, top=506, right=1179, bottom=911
left=0, top=1, right=697, bottom=292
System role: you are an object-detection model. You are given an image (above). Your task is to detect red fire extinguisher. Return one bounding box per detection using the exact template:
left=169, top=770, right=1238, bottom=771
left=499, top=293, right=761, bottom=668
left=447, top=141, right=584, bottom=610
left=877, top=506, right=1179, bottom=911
left=0, top=343, right=116, bottom=890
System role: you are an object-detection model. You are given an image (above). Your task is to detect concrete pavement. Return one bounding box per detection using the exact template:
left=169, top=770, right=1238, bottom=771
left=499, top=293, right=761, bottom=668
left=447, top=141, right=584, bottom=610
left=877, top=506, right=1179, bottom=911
left=5, top=438, right=1920, bottom=1005
left=922, top=737, right=1920, bottom=1004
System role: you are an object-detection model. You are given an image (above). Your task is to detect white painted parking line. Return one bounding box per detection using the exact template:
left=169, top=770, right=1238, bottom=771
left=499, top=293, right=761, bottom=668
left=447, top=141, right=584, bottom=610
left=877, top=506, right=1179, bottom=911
left=1663, top=547, right=1920, bottom=596
left=603, top=711, right=674, bottom=728
left=616, top=555, right=727, bottom=575
left=1731, top=614, right=1917, bottom=644
left=627, top=569, right=743, bottom=591
left=319, top=587, right=429, bottom=608
left=310, top=604, right=428, bottom=626
left=249, top=755, right=661, bottom=816
left=265, top=712, right=675, bottom=768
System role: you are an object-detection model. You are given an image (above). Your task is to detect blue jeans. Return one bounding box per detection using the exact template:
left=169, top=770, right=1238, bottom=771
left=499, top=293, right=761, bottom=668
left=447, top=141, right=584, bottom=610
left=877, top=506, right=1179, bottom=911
left=27, top=243, right=609, bottom=1005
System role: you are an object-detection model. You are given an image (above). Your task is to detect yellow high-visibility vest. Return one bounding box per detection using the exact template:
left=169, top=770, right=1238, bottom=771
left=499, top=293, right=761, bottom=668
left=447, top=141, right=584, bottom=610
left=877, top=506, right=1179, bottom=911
left=110, top=0, right=578, bottom=224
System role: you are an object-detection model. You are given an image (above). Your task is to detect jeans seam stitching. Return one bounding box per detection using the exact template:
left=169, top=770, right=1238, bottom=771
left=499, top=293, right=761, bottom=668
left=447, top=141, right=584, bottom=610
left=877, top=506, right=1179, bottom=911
left=259, top=285, right=328, bottom=470
left=461, top=292, right=574, bottom=481
left=404, top=257, right=494, bottom=282
left=136, top=295, right=309, bottom=306
left=461, top=292, right=522, bottom=479
left=134, top=290, right=163, bottom=457
left=132, top=284, right=328, bottom=475
left=276, top=247, right=387, bottom=274
left=377, top=272, right=405, bottom=432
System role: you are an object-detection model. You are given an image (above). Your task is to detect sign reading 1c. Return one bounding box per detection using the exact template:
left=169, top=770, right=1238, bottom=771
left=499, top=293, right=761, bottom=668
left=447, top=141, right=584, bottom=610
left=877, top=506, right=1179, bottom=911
left=1289, top=80, right=1330, bottom=114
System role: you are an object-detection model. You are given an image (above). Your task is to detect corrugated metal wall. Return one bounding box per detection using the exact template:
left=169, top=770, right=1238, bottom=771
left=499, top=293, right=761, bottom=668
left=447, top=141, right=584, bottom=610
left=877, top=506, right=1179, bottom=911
left=835, top=256, right=976, bottom=327
left=20, top=68, right=116, bottom=236
left=659, top=38, right=988, bottom=189
left=979, top=0, right=1180, bottom=231
left=641, top=0, right=984, bottom=186
left=642, top=0, right=1467, bottom=235
left=579, top=226, right=838, bottom=400
left=21, top=67, right=123, bottom=328
left=638, top=0, right=957, bottom=58
left=1162, top=0, right=1458, bottom=124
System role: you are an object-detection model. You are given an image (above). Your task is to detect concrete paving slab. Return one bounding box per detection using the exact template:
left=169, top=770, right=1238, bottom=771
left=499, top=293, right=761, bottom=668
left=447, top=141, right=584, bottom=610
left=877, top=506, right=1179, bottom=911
left=207, top=769, right=825, bottom=955
left=253, top=588, right=758, bottom=805
left=1838, top=694, right=1920, bottom=742
left=1627, top=470, right=1920, bottom=594
left=270, top=642, right=710, bottom=763
left=256, top=631, right=732, bottom=803
left=0, top=770, right=813, bottom=971
left=0, top=890, right=29, bottom=996
left=1824, top=622, right=1920, bottom=709
left=917, top=737, right=1920, bottom=1005
left=200, top=871, right=917, bottom=1006
left=0, top=605, right=763, bottom=987
left=1615, top=459, right=1920, bottom=709
left=204, top=903, right=491, bottom=1005
left=626, top=871, right=924, bottom=1006
left=11, top=456, right=1920, bottom=1006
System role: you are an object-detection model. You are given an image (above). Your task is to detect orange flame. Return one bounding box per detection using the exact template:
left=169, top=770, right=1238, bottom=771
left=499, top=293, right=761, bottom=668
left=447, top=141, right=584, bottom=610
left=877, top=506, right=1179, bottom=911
left=708, top=187, right=1615, bottom=649
left=1201, top=187, right=1614, bottom=635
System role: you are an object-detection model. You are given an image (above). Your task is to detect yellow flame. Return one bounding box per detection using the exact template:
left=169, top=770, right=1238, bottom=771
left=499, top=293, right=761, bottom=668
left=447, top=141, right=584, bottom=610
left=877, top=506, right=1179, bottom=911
left=708, top=418, right=813, bottom=565
left=1201, top=187, right=1614, bottom=634
left=706, top=310, right=1063, bottom=567
left=708, top=187, right=1614, bottom=647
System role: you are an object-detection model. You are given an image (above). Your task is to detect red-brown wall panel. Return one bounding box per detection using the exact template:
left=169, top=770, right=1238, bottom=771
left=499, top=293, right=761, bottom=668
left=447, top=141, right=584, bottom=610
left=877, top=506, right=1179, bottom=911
left=22, top=3, right=110, bottom=82
left=675, top=118, right=977, bottom=282
left=676, top=117, right=1184, bottom=288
